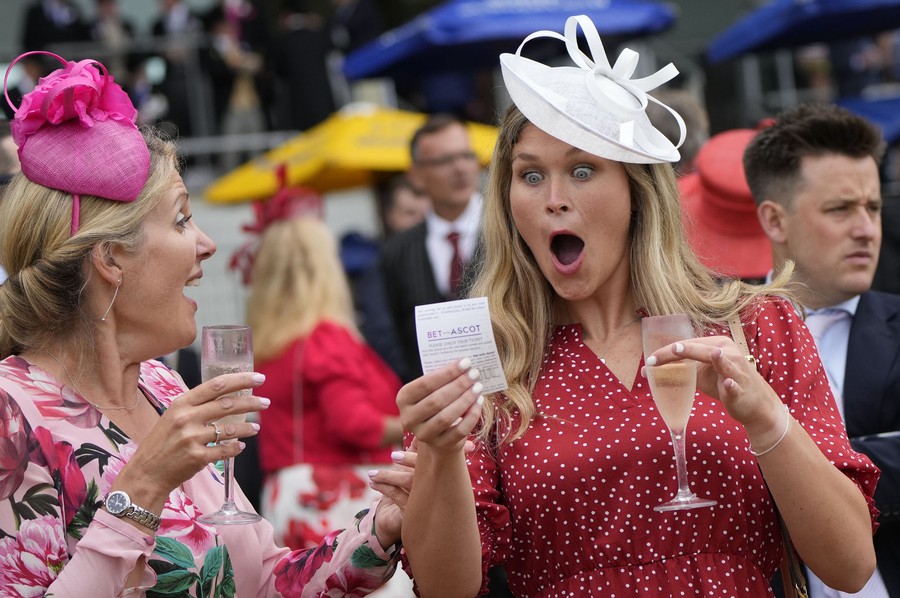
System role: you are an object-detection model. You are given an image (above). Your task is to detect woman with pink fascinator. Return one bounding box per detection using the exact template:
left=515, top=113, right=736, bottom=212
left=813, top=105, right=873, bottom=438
left=396, top=15, right=879, bottom=598
left=0, top=52, right=410, bottom=596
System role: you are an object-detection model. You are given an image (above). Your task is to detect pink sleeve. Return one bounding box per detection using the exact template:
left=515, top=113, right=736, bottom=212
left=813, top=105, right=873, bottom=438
left=0, top=433, right=157, bottom=596
left=304, top=323, right=399, bottom=450
left=273, top=501, right=401, bottom=598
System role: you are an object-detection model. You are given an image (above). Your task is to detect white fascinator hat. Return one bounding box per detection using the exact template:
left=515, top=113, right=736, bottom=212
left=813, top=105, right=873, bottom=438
left=500, top=14, right=686, bottom=164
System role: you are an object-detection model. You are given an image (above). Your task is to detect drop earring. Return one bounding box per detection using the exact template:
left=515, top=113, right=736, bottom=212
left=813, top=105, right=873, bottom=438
left=101, top=278, right=121, bottom=322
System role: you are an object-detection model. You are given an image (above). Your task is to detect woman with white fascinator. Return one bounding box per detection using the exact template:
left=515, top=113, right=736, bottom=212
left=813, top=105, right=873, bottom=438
left=396, top=15, right=879, bottom=598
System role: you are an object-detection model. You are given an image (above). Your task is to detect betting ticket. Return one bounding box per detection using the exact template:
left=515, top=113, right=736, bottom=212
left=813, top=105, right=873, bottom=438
left=414, top=297, right=508, bottom=394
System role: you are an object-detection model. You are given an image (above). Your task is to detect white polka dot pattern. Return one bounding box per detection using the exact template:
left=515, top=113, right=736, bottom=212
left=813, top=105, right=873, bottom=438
left=466, top=298, right=879, bottom=597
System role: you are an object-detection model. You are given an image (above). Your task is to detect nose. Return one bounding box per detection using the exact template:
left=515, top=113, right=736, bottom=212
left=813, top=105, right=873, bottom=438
left=544, top=178, right=570, bottom=214
left=850, top=207, right=878, bottom=241
left=196, top=223, right=217, bottom=261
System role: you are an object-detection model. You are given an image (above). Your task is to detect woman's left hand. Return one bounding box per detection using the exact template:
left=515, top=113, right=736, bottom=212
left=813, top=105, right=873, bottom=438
left=647, top=336, right=783, bottom=429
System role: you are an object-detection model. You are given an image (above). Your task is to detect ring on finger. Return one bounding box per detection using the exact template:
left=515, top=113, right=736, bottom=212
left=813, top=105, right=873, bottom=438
left=208, top=421, right=222, bottom=445
left=744, top=354, right=757, bottom=368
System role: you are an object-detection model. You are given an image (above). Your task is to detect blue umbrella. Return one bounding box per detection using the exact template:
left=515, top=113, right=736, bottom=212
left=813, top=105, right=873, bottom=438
left=837, top=96, right=900, bottom=143
left=707, top=0, right=900, bottom=64
left=343, top=0, right=677, bottom=80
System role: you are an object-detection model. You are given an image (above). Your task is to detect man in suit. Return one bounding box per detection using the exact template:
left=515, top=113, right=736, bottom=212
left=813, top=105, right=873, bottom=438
left=746, top=103, right=900, bottom=598
left=379, top=113, right=482, bottom=381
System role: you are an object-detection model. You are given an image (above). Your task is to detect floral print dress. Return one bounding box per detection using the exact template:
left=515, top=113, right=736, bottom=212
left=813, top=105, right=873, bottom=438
left=0, top=356, right=400, bottom=598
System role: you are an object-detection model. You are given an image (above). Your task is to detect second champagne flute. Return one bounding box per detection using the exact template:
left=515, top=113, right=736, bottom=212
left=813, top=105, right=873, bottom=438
left=198, top=325, right=262, bottom=525
left=643, top=314, right=717, bottom=512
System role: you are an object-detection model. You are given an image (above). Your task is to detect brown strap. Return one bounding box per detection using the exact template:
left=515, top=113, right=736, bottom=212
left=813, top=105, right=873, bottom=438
left=726, top=314, right=808, bottom=598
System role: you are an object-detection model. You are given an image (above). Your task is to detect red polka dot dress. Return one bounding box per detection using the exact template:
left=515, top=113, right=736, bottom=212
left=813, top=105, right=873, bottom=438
left=468, top=298, right=878, bottom=597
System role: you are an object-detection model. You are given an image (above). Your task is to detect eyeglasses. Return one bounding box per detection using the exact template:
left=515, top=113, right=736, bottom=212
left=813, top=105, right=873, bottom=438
left=415, top=151, right=479, bottom=168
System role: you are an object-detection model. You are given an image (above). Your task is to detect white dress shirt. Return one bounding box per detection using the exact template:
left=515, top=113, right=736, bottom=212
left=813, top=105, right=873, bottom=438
left=425, top=193, right=481, bottom=297
left=803, top=296, right=888, bottom=598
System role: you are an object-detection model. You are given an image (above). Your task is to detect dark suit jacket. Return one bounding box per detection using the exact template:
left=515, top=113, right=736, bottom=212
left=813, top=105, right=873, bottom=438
left=379, top=221, right=446, bottom=382
left=844, top=290, right=900, bottom=596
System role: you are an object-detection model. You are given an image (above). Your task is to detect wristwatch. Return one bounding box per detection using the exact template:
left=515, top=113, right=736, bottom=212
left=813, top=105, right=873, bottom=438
left=104, top=491, right=161, bottom=532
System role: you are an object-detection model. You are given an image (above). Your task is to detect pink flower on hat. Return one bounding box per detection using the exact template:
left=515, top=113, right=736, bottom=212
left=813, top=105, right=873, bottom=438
left=11, top=57, right=138, bottom=148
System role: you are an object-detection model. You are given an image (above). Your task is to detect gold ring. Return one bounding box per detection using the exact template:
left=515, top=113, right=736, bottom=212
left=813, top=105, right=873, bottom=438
left=209, top=422, right=221, bottom=445
left=745, top=354, right=757, bottom=367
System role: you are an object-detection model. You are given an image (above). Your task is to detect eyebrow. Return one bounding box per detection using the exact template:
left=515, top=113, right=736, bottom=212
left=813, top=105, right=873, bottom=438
left=513, top=146, right=588, bottom=163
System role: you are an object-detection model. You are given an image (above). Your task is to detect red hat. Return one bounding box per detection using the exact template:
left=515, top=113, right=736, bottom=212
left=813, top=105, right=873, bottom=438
left=679, top=128, right=772, bottom=280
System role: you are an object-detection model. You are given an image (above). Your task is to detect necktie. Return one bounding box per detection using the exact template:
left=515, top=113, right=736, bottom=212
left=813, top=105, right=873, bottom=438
left=805, top=307, right=850, bottom=403
left=447, top=231, right=463, bottom=298
left=805, top=308, right=848, bottom=348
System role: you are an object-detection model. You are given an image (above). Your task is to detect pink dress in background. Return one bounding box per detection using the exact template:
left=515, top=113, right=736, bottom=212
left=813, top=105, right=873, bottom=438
left=0, top=357, right=399, bottom=597
left=465, top=298, right=879, bottom=597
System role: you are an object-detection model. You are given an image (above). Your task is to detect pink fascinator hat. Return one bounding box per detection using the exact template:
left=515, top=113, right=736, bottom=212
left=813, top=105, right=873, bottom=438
left=3, top=51, right=151, bottom=235
left=500, top=15, right=685, bottom=164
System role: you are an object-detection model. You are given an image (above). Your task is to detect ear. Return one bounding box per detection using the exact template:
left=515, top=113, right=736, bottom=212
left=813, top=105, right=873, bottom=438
left=89, top=242, right=122, bottom=286
left=406, top=165, right=424, bottom=191
left=757, top=200, right=788, bottom=244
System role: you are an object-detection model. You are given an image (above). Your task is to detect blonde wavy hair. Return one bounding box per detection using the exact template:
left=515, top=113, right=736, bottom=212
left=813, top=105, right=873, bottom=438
left=0, top=128, right=179, bottom=359
left=469, top=105, right=792, bottom=444
left=247, top=217, right=359, bottom=362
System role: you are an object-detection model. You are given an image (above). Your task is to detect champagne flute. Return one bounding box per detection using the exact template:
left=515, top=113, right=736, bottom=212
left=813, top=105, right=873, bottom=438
left=197, top=325, right=262, bottom=525
left=643, top=314, right=716, bottom=512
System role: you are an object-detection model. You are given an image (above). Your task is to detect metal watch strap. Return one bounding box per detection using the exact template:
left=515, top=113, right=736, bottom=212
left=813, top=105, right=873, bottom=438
left=123, top=504, right=161, bottom=532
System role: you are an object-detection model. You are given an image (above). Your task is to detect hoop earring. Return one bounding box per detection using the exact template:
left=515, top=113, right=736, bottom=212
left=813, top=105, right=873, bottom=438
left=100, top=278, right=121, bottom=322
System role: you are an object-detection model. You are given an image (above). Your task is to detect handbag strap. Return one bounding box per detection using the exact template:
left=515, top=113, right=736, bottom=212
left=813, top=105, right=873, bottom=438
left=726, top=315, right=808, bottom=598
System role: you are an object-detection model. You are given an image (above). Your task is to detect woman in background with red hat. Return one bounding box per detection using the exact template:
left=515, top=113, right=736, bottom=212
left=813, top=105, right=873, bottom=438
left=395, top=15, right=878, bottom=598
left=0, top=52, right=408, bottom=596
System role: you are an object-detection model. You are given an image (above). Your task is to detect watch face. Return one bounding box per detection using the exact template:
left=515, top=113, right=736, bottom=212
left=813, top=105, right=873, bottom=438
left=105, top=491, right=130, bottom=516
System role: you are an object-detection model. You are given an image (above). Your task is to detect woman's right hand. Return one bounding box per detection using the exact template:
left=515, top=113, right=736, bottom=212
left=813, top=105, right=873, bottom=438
left=113, top=372, right=269, bottom=502
left=396, top=358, right=483, bottom=454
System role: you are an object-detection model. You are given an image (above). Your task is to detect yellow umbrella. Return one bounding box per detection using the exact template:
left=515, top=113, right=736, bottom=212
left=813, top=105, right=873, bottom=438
left=204, top=104, right=498, bottom=204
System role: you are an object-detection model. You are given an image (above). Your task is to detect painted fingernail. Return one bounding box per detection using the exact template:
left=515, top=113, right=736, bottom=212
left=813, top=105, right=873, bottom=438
left=674, top=342, right=684, bottom=353
left=472, top=382, right=484, bottom=395
left=725, top=378, right=734, bottom=389
left=476, top=395, right=485, bottom=406
left=259, top=397, right=271, bottom=407
left=250, top=422, right=260, bottom=431
left=468, top=367, right=481, bottom=380
left=368, top=470, right=379, bottom=478
left=391, top=451, right=405, bottom=462
left=459, top=357, right=472, bottom=370
left=252, top=373, right=266, bottom=384
left=238, top=441, right=246, bottom=450
left=646, top=356, right=657, bottom=366
left=715, top=348, right=724, bottom=359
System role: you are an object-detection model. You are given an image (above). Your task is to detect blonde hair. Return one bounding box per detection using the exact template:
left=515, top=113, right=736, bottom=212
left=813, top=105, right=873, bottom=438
left=247, top=217, right=359, bottom=361
left=470, top=105, right=792, bottom=444
left=0, top=128, right=179, bottom=358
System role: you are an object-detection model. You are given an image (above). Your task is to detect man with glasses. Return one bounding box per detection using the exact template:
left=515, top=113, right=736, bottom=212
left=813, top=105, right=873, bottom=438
left=379, top=113, right=482, bottom=382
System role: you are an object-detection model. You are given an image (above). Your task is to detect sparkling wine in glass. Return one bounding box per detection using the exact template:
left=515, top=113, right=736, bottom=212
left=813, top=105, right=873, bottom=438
left=643, top=314, right=716, bottom=512
left=197, top=325, right=262, bottom=525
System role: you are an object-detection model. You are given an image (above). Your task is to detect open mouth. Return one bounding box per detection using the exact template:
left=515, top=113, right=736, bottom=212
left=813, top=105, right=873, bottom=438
left=550, top=234, right=585, bottom=266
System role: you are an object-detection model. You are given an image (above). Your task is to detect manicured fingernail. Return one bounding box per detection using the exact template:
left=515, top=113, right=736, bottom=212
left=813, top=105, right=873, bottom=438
left=674, top=342, right=684, bottom=353
left=252, top=373, right=266, bottom=384
left=472, top=382, right=484, bottom=395
left=459, top=357, right=472, bottom=370
left=468, top=367, right=480, bottom=380
left=250, top=422, right=260, bottom=431
left=368, top=470, right=379, bottom=478
left=476, top=395, right=484, bottom=406
left=391, top=451, right=405, bottom=462
left=646, top=356, right=657, bottom=366
left=715, top=348, right=724, bottom=359
left=259, top=397, right=271, bottom=407
left=725, top=378, right=734, bottom=389
left=238, top=441, right=246, bottom=450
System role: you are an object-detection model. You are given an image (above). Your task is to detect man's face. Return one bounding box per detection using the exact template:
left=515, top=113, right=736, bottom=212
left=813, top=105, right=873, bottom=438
left=409, top=123, right=480, bottom=219
left=773, top=153, right=882, bottom=307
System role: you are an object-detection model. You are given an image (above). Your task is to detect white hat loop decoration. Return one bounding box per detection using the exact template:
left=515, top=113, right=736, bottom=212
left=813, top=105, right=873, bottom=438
left=500, top=14, right=686, bottom=164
